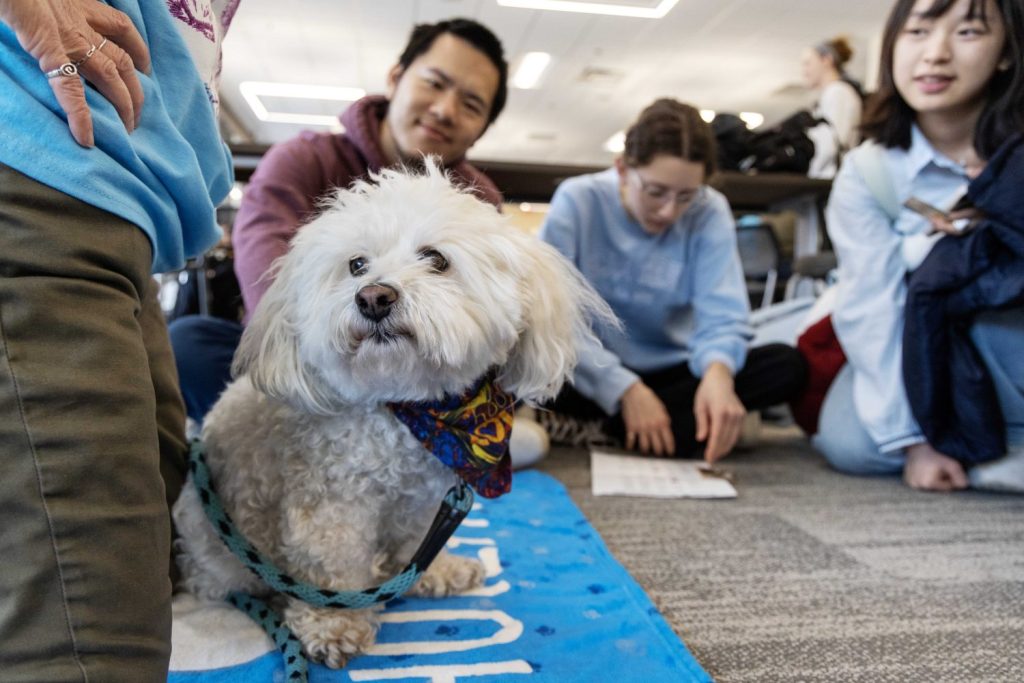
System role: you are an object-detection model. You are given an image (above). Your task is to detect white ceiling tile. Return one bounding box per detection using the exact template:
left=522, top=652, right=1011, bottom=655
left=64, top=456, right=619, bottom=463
left=220, top=0, right=893, bottom=164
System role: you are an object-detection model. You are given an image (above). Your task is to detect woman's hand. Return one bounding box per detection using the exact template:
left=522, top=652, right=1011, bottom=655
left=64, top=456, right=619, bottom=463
left=694, top=363, right=746, bottom=464
left=927, top=208, right=985, bottom=236
left=621, top=381, right=675, bottom=456
left=0, top=0, right=150, bottom=147
left=904, top=442, right=968, bottom=492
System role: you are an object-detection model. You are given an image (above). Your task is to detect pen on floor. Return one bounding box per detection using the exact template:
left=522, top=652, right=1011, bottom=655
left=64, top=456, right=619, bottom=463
left=697, top=464, right=735, bottom=484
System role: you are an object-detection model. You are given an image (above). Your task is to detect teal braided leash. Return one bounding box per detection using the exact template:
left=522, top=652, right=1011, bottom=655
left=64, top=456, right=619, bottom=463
left=226, top=592, right=307, bottom=681
left=187, top=439, right=474, bottom=681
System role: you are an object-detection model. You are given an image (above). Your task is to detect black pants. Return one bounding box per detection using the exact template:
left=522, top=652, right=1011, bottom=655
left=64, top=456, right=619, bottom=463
left=550, top=343, right=807, bottom=457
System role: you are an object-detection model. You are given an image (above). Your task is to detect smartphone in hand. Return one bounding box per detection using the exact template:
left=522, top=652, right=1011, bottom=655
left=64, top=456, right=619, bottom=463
left=903, top=197, right=949, bottom=221
left=904, top=196, right=970, bottom=232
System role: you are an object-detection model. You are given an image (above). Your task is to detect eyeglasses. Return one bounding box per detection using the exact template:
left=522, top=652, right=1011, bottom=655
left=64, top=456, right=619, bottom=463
left=629, top=169, right=705, bottom=209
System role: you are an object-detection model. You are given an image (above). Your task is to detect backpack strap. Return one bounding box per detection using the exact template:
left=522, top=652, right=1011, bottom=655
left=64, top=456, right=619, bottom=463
left=840, top=75, right=866, bottom=103
left=851, top=141, right=901, bottom=221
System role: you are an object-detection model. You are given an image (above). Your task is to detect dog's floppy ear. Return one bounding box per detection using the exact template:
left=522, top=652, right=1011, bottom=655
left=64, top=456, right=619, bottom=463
left=232, top=257, right=338, bottom=414
left=499, top=237, right=618, bottom=404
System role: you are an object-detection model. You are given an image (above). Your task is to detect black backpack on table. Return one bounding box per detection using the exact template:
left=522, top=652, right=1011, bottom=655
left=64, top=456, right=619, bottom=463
left=711, top=113, right=755, bottom=171
left=741, top=110, right=819, bottom=174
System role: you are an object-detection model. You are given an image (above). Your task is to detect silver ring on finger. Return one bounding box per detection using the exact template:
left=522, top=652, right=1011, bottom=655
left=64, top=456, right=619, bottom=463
left=74, top=37, right=109, bottom=67
left=45, top=63, right=79, bottom=79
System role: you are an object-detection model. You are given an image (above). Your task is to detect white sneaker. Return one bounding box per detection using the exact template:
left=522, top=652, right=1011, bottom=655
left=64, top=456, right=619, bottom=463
left=535, top=410, right=617, bottom=449
left=969, top=445, right=1024, bottom=494
left=509, top=411, right=550, bottom=470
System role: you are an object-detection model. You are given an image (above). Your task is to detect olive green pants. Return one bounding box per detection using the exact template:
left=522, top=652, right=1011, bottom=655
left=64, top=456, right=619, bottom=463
left=0, top=163, right=188, bottom=682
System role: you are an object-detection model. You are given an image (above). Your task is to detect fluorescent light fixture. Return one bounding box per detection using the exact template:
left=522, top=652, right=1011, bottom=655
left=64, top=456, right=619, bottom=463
left=497, top=0, right=679, bottom=19
left=604, top=130, right=625, bottom=153
left=739, top=111, right=765, bottom=129
left=699, top=109, right=716, bottom=123
left=512, top=52, right=552, bottom=89
left=240, top=81, right=365, bottom=126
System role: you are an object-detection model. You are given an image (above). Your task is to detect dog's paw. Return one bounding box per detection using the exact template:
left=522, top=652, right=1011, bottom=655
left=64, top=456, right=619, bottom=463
left=284, top=602, right=379, bottom=669
left=409, top=551, right=485, bottom=597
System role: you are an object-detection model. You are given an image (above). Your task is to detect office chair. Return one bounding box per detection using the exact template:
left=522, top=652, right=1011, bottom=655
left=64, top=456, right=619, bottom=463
left=783, top=251, right=838, bottom=300
left=735, top=221, right=782, bottom=309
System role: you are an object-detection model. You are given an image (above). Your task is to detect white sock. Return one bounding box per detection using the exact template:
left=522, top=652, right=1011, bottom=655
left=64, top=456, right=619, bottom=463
left=509, top=410, right=550, bottom=471
left=969, top=445, right=1024, bottom=494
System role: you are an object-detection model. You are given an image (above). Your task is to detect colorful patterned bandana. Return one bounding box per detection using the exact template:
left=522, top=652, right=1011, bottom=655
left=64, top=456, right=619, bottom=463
left=389, top=375, right=515, bottom=498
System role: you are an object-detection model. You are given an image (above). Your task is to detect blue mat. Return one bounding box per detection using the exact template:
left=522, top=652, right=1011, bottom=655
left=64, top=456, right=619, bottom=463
left=169, top=471, right=711, bottom=682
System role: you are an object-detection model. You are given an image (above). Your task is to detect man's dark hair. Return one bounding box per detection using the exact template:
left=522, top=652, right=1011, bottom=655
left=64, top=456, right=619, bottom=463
left=861, top=0, right=1024, bottom=160
left=396, top=18, right=508, bottom=125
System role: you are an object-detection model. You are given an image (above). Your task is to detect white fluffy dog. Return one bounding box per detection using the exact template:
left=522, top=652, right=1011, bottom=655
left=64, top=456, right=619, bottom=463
left=172, top=162, right=612, bottom=668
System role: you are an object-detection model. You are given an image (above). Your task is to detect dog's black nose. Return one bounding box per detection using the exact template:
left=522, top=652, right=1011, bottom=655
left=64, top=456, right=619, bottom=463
left=355, top=284, right=399, bottom=322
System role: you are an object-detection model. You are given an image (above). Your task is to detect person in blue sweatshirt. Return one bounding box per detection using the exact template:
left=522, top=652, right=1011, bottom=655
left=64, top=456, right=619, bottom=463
left=539, top=98, right=807, bottom=463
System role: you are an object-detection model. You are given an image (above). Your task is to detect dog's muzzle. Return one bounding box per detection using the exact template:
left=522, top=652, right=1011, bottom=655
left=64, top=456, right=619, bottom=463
left=356, top=283, right=399, bottom=322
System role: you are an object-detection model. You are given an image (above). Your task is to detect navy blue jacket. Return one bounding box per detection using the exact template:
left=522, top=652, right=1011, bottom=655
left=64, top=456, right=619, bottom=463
left=903, top=134, right=1024, bottom=464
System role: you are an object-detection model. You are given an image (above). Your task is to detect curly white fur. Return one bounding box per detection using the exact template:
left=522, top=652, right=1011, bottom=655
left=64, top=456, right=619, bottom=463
left=172, top=160, right=615, bottom=668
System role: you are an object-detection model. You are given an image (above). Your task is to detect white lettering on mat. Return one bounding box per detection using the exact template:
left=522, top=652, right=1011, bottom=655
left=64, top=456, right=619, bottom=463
left=355, top=502, right=533, bottom=679
left=349, top=660, right=534, bottom=682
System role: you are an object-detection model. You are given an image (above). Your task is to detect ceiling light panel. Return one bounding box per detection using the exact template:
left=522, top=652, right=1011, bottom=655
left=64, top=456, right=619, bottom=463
left=512, top=52, right=552, bottom=89
left=240, top=81, right=365, bottom=127
left=739, top=112, right=765, bottom=129
left=497, top=0, right=679, bottom=19
left=603, top=130, right=625, bottom=153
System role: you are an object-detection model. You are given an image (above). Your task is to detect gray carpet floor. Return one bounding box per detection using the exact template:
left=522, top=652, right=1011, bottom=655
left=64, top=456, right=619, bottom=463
left=536, top=426, right=1024, bottom=683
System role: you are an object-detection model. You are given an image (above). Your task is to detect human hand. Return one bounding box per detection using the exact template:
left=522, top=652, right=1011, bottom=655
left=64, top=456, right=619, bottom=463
left=903, top=442, right=968, bottom=492
left=621, top=381, right=675, bottom=456
left=927, top=208, right=984, bottom=236
left=694, top=363, right=746, bottom=464
left=0, top=0, right=151, bottom=147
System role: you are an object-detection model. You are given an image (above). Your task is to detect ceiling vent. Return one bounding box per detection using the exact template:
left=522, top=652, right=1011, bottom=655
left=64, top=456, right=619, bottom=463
left=770, top=82, right=811, bottom=97
left=577, top=66, right=625, bottom=86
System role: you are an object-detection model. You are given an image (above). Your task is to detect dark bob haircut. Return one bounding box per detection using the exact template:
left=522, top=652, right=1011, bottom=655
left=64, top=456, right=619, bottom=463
left=396, top=18, right=508, bottom=126
left=861, top=0, right=1024, bottom=159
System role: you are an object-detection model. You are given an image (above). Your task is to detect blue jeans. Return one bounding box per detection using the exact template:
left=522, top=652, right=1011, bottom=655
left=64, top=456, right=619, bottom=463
left=168, top=314, right=243, bottom=422
left=814, top=307, right=1024, bottom=474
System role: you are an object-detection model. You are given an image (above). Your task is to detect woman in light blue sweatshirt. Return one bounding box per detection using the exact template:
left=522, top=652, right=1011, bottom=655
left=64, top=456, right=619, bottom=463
left=540, top=99, right=807, bottom=462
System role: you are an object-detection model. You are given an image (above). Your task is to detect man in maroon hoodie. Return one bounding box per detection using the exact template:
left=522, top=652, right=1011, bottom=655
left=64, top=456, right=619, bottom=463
left=170, top=17, right=508, bottom=425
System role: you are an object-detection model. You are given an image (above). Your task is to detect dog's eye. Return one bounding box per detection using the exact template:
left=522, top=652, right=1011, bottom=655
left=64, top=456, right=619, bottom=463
left=349, top=257, right=368, bottom=276
left=419, top=248, right=449, bottom=273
